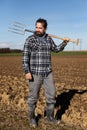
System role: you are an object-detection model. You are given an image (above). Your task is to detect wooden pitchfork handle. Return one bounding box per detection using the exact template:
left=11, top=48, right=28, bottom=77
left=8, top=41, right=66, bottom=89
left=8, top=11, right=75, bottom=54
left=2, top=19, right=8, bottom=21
left=25, top=29, right=79, bottom=45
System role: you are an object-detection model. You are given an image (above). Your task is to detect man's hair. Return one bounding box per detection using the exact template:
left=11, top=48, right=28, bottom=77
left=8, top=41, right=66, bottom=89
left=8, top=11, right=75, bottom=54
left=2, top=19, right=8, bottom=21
left=35, top=18, right=48, bottom=29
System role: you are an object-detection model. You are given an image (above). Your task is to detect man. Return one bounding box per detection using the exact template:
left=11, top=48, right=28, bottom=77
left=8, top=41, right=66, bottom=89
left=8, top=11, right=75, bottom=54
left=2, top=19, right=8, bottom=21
left=22, top=18, right=69, bottom=128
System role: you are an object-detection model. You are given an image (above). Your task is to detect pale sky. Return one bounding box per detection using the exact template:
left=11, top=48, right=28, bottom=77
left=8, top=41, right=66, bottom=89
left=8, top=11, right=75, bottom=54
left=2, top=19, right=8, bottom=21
left=0, top=0, right=87, bottom=50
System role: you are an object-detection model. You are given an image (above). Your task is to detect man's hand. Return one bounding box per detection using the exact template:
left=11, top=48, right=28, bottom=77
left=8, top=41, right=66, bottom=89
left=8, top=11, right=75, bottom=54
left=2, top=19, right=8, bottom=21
left=63, top=37, right=70, bottom=43
left=25, top=72, right=32, bottom=80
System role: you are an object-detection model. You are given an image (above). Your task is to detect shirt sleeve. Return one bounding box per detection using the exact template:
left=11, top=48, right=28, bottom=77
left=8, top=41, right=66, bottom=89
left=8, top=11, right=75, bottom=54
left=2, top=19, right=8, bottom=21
left=50, top=38, right=67, bottom=52
left=22, top=37, right=31, bottom=74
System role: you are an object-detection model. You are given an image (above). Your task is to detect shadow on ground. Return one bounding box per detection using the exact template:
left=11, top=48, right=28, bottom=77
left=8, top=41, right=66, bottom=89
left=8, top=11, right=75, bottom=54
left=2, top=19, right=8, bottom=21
left=55, top=89, right=87, bottom=120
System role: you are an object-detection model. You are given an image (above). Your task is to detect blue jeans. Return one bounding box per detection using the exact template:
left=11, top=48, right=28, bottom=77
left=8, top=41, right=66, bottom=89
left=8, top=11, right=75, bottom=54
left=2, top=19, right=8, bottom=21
left=28, top=72, right=56, bottom=110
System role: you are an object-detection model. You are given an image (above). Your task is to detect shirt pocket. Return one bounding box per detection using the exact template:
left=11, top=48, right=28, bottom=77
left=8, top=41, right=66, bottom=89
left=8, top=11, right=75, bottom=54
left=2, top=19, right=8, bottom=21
left=31, top=42, right=40, bottom=52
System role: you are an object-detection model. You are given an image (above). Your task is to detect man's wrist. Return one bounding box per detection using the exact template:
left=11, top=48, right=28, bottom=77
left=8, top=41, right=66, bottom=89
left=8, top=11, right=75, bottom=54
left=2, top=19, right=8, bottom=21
left=25, top=70, right=30, bottom=74
left=63, top=41, right=67, bottom=46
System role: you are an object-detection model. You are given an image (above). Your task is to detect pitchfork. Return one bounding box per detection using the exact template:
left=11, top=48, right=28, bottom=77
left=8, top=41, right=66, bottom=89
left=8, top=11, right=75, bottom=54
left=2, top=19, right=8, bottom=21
left=8, top=21, right=79, bottom=45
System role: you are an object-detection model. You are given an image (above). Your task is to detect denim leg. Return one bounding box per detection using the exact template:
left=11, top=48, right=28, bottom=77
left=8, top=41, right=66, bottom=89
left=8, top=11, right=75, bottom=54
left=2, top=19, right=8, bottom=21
left=28, top=74, right=43, bottom=110
left=43, top=72, right=56, bottom=104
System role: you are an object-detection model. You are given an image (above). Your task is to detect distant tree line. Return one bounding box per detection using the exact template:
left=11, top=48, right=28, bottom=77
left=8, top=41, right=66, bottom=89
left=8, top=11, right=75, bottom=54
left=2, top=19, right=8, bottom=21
left=0, top=48, right=22, bottom=53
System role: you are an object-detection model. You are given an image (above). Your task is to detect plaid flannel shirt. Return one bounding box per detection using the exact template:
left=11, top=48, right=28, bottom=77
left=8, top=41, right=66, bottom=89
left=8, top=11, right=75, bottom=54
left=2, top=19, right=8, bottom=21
left=22, top=33, right=67, bottom=76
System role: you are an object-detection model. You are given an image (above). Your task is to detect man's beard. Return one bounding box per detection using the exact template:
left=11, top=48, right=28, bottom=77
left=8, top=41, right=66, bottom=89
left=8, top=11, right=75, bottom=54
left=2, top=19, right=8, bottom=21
left=35, top=31, right=45, bottom=37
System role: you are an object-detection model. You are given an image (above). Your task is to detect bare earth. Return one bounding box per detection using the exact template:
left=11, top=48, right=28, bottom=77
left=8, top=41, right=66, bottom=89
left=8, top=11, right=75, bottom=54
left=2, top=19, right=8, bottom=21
left=0, top=55, right=87, bottom=130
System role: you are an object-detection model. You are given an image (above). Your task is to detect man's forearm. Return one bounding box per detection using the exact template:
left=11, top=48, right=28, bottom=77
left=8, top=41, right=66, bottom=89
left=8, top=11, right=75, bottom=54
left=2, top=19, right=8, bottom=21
left=56, top=41, right=67, bottom=52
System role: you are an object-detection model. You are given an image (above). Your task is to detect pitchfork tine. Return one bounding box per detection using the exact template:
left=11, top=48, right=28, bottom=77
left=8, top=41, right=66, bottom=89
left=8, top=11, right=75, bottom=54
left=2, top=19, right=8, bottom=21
left=8, top=30, right=24, bottom=35
left=14, top=21, right=26, bottom=26
left=13, top=24, right=25, bottom=29
left=8, top=27, right=24, bottom=32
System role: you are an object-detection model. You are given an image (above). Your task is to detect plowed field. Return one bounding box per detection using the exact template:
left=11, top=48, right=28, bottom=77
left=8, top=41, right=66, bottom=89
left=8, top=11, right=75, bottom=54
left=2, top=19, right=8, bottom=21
left=0, top=55, right=87, bottom=130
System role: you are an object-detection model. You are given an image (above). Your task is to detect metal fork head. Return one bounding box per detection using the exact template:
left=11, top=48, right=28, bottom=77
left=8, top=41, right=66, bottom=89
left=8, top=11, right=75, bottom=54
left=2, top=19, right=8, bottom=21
left=8, top=21, right=26, bottom=35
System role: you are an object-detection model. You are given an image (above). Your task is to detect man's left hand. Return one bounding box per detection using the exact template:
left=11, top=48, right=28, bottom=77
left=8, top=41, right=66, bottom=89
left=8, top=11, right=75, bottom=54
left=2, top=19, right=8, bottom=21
left=63, top=37, right=70, bottom=43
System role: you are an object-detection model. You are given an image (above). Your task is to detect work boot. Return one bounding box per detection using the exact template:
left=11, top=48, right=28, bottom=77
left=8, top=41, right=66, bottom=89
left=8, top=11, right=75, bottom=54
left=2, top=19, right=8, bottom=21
left=46, top=104, right=60, bottom=124
left=29, top=110, right=37, bottom=128
left=29, top=106, right=37, bottom=128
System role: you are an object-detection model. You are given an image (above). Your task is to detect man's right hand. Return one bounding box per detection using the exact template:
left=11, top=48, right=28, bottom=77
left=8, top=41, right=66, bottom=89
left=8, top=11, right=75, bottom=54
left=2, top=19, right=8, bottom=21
left=25, top=73, right=32, bottom=80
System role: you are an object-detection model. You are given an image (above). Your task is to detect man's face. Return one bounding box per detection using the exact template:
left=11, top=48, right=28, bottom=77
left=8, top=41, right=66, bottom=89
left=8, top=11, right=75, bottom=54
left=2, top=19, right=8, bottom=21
left=35, top=22, right=46, bottom=36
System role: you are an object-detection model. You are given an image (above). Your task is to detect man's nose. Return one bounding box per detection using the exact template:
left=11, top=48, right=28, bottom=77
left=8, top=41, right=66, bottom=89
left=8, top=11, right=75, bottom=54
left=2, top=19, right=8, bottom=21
left=36, top=28, right=39, bottom=31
